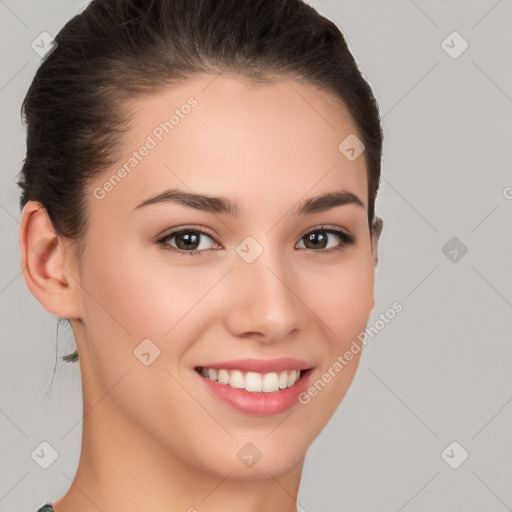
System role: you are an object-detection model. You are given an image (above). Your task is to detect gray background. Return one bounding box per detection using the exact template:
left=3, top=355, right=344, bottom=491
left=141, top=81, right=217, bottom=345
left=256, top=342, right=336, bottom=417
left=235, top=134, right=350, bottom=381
left=1, top=1, right=511, bottom=511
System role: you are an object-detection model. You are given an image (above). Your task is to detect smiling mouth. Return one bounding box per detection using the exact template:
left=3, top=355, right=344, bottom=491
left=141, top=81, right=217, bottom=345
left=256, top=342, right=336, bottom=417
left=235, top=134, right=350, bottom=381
left=195, top=366, right=312, bottom=393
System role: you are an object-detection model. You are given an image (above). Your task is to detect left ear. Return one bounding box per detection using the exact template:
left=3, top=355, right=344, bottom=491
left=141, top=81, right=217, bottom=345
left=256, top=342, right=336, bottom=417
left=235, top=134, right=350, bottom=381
left=370, top=216, right=383, bottom=267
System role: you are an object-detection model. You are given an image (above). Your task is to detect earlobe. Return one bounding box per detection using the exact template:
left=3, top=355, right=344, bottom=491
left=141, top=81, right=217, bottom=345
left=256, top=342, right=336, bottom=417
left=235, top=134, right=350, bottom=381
left=370, top=216, right=383, bottom=267
left=18, top=201, right=80, bottom=319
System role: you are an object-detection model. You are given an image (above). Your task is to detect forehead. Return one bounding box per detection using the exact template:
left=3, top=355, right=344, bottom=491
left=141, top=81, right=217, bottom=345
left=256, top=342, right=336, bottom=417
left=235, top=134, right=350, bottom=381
left=89, top=73, right=369, bottom=219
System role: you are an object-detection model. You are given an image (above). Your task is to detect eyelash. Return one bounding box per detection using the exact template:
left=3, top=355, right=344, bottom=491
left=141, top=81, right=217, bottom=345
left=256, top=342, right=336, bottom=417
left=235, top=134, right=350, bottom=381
left=155, top=225, right=356, bottom=257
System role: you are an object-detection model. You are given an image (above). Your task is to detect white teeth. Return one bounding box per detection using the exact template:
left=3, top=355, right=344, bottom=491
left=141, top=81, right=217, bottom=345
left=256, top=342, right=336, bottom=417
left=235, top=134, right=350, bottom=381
left=262, top=372, right=279, bottom=392
left=199, top=367, right=304, bottom=393
left=218, top=369, right=230, bottom=385
left=229, top=370, right=245, bottom=389
left=288, top=370, right=298, bottom=387
left=245, top=372, right=263, bottom=392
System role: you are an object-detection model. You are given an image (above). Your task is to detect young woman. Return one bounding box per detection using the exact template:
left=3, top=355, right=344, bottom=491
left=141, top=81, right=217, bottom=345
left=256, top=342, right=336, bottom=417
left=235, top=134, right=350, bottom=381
left=18, top=0, right=384, bottom=510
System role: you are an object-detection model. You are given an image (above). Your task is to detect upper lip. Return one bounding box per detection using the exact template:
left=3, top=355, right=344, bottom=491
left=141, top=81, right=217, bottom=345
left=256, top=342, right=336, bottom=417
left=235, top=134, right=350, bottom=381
left=195, top=357, right=313, bottom=374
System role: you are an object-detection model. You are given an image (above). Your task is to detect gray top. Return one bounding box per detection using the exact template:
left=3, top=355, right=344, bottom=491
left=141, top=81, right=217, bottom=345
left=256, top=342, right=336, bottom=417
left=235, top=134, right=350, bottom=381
left=35, top=505, right=54, bottom=512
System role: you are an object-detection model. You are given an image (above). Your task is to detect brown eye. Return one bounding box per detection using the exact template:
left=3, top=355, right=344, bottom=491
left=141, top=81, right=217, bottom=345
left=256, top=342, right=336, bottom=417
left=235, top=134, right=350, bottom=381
left=296, top=227, right=356, bottom=253
left=157, top=228, right=219, bottom=255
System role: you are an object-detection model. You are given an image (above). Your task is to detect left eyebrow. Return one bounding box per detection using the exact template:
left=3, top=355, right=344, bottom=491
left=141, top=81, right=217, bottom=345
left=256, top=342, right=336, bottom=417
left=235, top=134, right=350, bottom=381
left=132, top=188, right=364, bottom=216
left=295, top=191, right=364, bottom=215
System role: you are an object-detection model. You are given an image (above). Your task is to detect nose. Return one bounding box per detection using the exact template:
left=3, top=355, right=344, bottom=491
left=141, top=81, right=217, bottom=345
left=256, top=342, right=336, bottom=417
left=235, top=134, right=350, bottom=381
left=222, top=245, right=302, bottom=344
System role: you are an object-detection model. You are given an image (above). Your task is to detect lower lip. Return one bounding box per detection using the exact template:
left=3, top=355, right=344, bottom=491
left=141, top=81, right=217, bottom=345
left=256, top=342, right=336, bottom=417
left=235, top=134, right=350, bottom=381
left=196, top=369, right=314, bottom=416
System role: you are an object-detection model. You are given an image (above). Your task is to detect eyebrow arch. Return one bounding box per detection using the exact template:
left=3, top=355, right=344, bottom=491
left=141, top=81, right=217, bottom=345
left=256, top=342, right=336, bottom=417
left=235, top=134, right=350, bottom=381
left=295, top=191, right=364, bottom=215
left=133, top=188, right=364, bottom=216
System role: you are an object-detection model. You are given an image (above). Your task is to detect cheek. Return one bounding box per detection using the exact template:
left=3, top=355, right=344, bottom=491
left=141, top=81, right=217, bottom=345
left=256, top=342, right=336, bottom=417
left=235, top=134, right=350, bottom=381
left=308, top=255, right=374, bottom=396
left=311, top=254, right=375, bottom=343
left=334, top=267, right=374, bottom=337
left=82, top=240, right=183, bottom=330
left=78, top=240, right=226, bottom=369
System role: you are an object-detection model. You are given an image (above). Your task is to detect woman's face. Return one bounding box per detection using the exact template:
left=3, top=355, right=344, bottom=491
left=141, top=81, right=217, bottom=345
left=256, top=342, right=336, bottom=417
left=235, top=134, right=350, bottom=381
left=72, top=73, right=377, bottom=478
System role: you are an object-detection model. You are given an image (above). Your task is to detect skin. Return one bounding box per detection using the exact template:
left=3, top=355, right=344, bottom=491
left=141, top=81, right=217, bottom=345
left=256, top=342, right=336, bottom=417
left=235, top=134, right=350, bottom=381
left=19, top=73, right=381, bottom=512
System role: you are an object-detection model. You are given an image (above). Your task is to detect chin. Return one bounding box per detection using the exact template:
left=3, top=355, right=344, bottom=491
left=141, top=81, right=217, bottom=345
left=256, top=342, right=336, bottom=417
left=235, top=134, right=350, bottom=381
left=198, top=439, right=307, bottom=480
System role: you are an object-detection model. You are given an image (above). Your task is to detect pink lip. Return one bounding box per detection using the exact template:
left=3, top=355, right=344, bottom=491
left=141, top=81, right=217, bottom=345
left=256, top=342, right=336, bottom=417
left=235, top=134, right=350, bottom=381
left=194, top=364, right=315, bottom=416
left=195, top=357, right=313, bottom=373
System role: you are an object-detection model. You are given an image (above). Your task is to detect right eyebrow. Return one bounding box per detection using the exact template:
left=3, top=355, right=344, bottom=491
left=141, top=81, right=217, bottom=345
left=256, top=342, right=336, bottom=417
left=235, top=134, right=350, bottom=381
left=133, top=189, right=240, bottom=216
